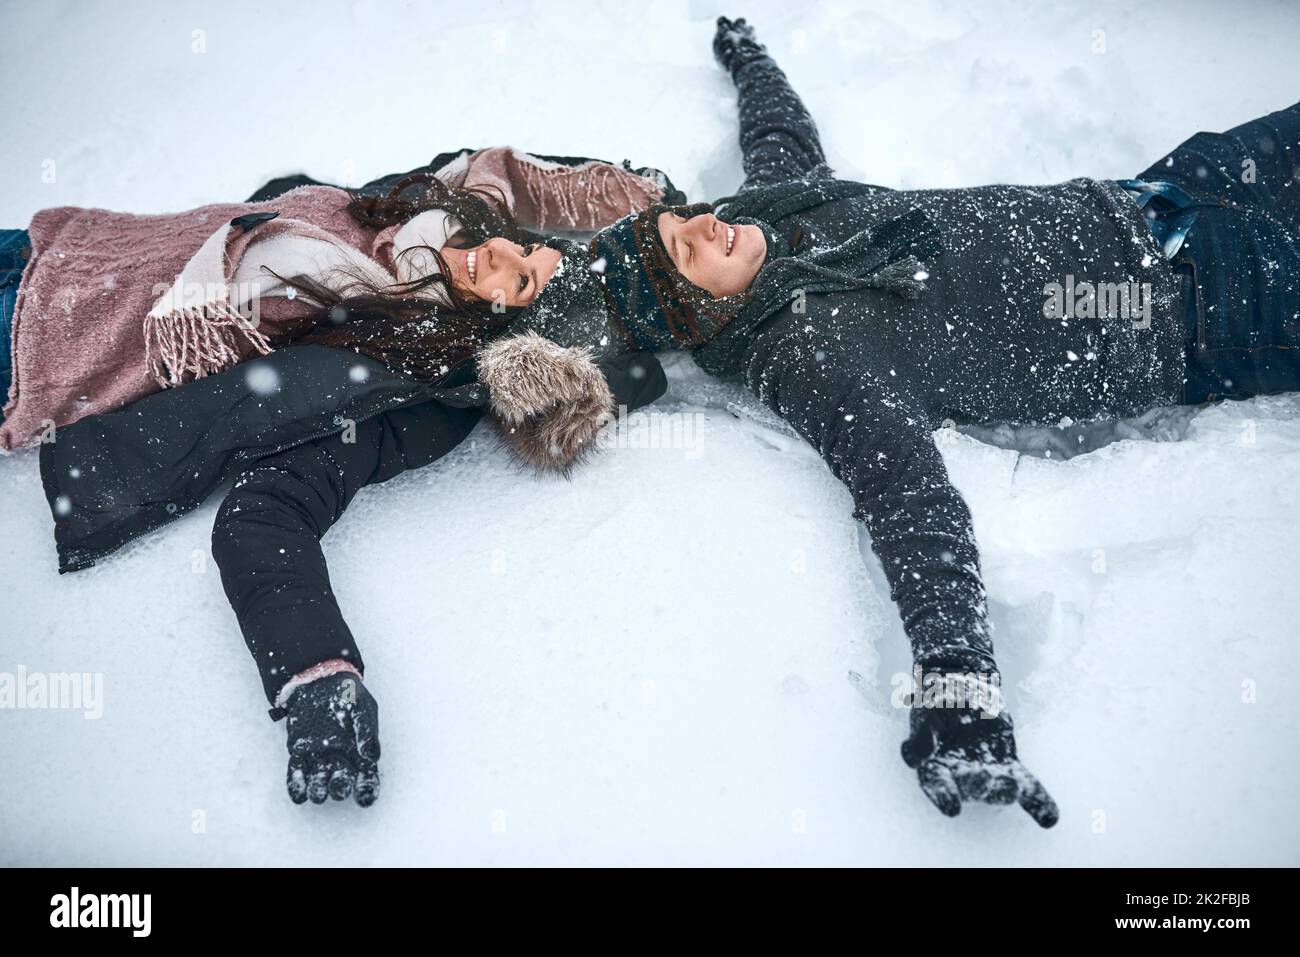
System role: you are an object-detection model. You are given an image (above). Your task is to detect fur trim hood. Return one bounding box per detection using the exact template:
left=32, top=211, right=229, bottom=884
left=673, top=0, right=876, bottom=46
left=477, top=331, right=615, bottom=473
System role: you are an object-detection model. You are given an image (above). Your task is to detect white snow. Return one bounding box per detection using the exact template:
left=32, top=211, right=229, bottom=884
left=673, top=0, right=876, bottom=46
left=2, top=0, right=1299, bottom=865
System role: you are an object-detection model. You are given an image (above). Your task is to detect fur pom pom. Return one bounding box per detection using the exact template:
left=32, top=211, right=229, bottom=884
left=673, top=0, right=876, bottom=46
left=477, top=331, right=614, bottom=473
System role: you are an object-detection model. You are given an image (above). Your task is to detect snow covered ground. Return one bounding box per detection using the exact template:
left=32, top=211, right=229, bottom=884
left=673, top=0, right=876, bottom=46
left=3, top=0, right=1299, bottom=866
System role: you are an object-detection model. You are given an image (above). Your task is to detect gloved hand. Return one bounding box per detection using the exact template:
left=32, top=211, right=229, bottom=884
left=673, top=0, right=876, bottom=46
left=597, top=352, right=668, bottom=412
left=900, top=669, right=1059, bottom=827
left=713, top=16, right=770, bottom=78
left=284, top=673, right=381, bottom=807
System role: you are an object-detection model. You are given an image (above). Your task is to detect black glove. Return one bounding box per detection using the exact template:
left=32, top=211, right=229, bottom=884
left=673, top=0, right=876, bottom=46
left=597, top=352, right=668, bottom=412
left=284, top=673, right=381, bottom=807
left=712, top=16, right=769, bottom=78
left=900, top=669, right=1058, bottom=827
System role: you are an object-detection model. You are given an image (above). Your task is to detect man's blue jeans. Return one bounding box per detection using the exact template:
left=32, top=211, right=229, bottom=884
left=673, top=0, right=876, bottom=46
left=1132, top=101, right=1300, bottom=405
left=0, top=228, right=31, bottom=414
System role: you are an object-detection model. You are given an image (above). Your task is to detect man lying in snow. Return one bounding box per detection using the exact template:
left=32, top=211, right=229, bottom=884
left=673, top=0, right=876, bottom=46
left=523, top=16, right=1299, bottom=826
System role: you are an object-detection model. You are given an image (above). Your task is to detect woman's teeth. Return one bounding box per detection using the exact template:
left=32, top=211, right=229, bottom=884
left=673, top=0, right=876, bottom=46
left=466, top=249, right=477, bottom=283
left=725, top=225, right=735, bottom=256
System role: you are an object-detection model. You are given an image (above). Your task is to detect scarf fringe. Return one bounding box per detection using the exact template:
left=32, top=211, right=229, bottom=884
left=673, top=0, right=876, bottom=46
left=143, top=303, right=274, bottom=388
left=519, top=161, right=649, bottom=233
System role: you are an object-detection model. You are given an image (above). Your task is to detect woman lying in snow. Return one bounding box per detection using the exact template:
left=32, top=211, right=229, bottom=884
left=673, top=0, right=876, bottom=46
left=464, top=17, right=1295, bottom=827
left=10, top=147, right=688, bottom=806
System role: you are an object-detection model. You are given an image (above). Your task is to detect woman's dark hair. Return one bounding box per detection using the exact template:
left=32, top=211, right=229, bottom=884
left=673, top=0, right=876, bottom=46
left=270, top=171, right=531, bottom=381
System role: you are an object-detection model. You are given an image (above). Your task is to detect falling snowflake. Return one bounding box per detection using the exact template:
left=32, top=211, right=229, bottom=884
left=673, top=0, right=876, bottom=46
left=244, top=363, right=281, bottom=395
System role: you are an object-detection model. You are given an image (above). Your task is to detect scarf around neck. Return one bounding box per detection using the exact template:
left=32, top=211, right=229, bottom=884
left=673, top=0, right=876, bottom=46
left=691, top=175, right=944, bottom=376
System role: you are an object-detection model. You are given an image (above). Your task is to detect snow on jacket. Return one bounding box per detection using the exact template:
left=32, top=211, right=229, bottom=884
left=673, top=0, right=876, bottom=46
left=694, top=54, right=1187, bottom=672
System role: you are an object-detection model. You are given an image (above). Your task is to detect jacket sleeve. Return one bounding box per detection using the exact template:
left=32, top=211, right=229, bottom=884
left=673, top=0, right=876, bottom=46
left=732, top=55, right=834, bottom=190
left=597, top=352, right=668, bottom=411
left=243, top=173, right=326, bottom=203
left=745, top=320, right=997, bottom=672
left=210, top=399, right=482, bottom=708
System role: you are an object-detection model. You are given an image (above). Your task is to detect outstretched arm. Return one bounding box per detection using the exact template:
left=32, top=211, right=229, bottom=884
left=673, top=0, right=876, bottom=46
left=744, top=310, right=1058, bottom=827
left=747, top=322, right=994, bottom=674
left=209, top=344, right=662, bottom=683
left=211, top=407, right=475, bottom=711
left=210, top=347, right=664, bottom=713
left=713, top=16, right=833, bottom=190
left=210, top=401, right=481, bottom=805
left=209, top=343, right=665, bottom=804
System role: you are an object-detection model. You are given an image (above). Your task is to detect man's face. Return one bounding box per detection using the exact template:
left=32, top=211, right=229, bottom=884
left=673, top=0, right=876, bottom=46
left=656, top=210, right=766, bottom=298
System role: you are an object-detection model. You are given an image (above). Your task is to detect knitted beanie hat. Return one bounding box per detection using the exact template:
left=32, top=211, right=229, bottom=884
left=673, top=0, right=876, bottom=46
left=590, top=202, right=763, bottom=351
left=510, top=235, right=615, bottom=354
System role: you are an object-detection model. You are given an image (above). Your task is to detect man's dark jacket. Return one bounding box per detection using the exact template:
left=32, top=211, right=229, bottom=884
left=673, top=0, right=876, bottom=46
left=695, top=54, right=1187, bottom=672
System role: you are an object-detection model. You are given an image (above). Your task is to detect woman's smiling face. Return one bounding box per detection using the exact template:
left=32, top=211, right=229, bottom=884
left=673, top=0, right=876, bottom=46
left=440, top=237, right=562, bottom=308
left=656, top=209, right=766, bottom=298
